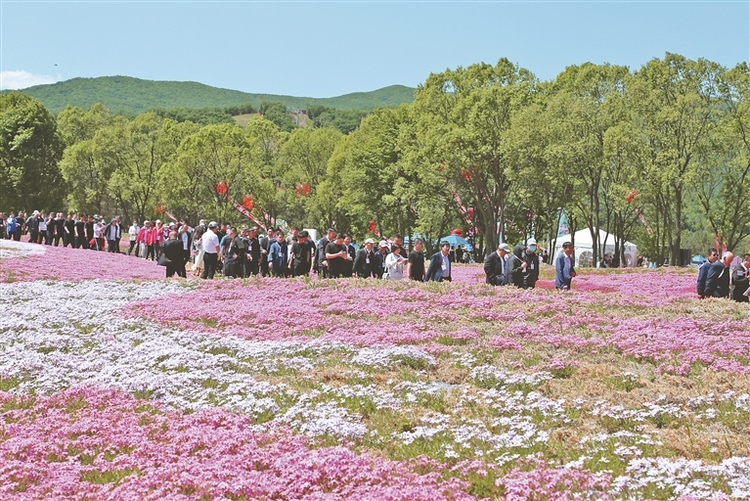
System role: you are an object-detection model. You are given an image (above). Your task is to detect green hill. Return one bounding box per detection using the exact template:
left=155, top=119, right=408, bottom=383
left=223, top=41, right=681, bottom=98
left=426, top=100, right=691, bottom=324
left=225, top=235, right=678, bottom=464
left=3, top=76, right=416, bottom=115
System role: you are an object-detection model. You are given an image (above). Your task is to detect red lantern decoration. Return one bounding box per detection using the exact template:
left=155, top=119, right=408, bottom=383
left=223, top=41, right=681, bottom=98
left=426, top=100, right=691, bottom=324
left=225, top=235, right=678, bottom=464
left=242, top=194, right=254, bottom=210
left=295, top=183, right=311, bottom=197
left=451, top=228, right=463, bottom=237
left=154, top=201, right=166, bottom=215
left=368, top=220, right=377, bottom=234
left=626, top=189, right=638, bottom=204
left=466, top=207, right=475, bottom=221
left=216, top=180, right=228, bottom=196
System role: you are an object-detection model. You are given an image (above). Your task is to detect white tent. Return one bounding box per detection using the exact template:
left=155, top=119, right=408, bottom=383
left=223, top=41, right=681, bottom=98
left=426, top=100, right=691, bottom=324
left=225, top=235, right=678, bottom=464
left=553, top=228, right=638, bottom=267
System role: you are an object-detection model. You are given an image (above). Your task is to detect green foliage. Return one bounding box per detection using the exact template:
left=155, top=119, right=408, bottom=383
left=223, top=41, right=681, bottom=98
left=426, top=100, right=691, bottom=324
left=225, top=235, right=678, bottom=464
left=0, top=92, right=65, bottom=213
left=4, top=76, right=415, bottom=115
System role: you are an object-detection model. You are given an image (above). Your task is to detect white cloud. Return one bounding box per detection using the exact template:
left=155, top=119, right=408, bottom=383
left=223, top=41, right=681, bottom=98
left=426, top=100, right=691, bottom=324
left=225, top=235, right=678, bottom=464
left=0, top=70, right=60, bottom=90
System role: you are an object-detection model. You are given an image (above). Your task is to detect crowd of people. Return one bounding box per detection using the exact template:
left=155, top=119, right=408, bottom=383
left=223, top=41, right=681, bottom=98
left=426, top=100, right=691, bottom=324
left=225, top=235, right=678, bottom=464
left=8, top=211, right=745, bottom=300
left=482, top=239, right=576, bottom=291
left=696, top=249, right=750, bottom=302
left=0, top=211, right=123, bottom=252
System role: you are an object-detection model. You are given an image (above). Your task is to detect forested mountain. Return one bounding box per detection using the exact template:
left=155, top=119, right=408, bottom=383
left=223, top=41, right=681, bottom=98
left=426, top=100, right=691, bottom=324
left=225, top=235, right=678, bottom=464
left=3, top=76, right=416, bottom=115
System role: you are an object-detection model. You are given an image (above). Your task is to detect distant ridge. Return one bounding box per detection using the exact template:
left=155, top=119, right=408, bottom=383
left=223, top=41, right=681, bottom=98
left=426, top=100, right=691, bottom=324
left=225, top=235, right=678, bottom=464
left=2, top=76, right=416, bottom=115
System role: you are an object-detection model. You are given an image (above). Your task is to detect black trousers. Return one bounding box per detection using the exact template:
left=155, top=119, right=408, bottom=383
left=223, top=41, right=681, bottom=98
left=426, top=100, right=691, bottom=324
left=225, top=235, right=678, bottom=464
left=202, top=253, right=219, bottom=279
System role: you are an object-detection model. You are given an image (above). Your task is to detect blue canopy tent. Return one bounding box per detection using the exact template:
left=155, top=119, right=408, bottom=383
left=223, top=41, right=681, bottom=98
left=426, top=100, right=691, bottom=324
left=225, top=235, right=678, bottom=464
left=440, top=234, right=473, bottom=252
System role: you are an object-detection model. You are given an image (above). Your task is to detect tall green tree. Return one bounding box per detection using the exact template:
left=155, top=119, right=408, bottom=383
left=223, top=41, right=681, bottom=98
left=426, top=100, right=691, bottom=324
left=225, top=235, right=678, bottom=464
left=413, top=59, right=536, bottom=252
left=0, top=92, right=65, bottom=213
left=627, top=53, right=724, bottom=264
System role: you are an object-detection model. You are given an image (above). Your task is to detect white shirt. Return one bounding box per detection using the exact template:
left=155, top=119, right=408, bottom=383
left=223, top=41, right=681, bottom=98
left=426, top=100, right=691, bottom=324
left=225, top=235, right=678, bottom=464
left=129, top=224, right=139, bottom=240
left=202, top=229, right=220, bottom=254
left=385, top=252, right=405, bottom=280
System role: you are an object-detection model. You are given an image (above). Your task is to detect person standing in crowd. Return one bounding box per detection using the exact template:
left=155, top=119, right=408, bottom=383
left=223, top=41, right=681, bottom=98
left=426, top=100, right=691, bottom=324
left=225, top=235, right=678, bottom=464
left=425, top=241, right=452, bottom=282
left=26, top=211, right=40, bottom=244
left=85, top=215, right=95, bottom=249
left=105, top=217, right=121, bottom=253
left=6, top=213, right=19, bottom=241
left=192, top=224, right=205, bottom=277
left=93, top=216, right=105, bottom=250
left=290, top=230, right=313, bottom=277
left=201, top=221, right=220, bottom=279
left=705, top=251, right=734, bottom=298
left=43, top=212, right=54, bottom=245
left=75, top=214, right=87, bottom=249
left=54, top=213, right=65, bottom=246
left=407, top=239, right=426, bottom=281
left=520, top=238, right=541, bottom=289
left=161, top=231, right=186, bottom=278
left=178, top=222, right=192, bottom=274
left=697, top=248, right=720, bottom=299
left=325, top=233, right=350, bottom=278
left=353, top=238, right=377, bottom=278
left=0, top=213, right=5, bottom=239
left=555, top=242, right=577, bottom=291
left=244, top=227, right=261, bottom=276
left=221, top=227, right=240, bottom=278
left=384, top=244, right=406, bottom=280
left=269, top=230, right=290, bottom=277
left=63, top=213, right=75, bottom=247
left=316, top=228, right=337, bottom=278
left=484, top=243, right=511, bottom=286
left=509, top=245, right=525, bottom=288
left=259, top=227, right=275, bottom=277
left=375, top=240, right=389, bottom=278
left=342, top=234, right=356, bottom=277
left=127, top=220, right=140, bottom=255
left=153, top=221, right=165, bottom=259
left=732, top=254, right=750, bottom=302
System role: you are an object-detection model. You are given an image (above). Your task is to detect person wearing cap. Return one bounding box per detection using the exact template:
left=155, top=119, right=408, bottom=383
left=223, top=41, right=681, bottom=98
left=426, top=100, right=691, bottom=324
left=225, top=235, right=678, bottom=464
left=353, top=238, right=377, bottom=278
left=374, top=240, right=390, bottom=279
left=201, top=222, right=221, bottom=279
left=244, top=226, right=261, bottom=276
left=290, top=230, right=313, bottom=277
left=520, top=238, right=541, bottom=289
left=484, top=243, right=512, bottom=286
left=555, top=241, right=577, bottom=291
left=407, top=239, right=426, bottom=281
left=425, top=241, right=452, bottom=282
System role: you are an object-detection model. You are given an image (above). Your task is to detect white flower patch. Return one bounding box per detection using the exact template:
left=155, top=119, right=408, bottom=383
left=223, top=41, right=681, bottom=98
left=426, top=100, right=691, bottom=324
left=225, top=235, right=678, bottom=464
left=470, top=365, right=554, bottom=389
left=351, top=345, right=436, bottom=370
left=612, top=456, right=750, bottom=499
left=0, top=280, right=330, bottom=420
left=0, top=239, right=46, bottom=259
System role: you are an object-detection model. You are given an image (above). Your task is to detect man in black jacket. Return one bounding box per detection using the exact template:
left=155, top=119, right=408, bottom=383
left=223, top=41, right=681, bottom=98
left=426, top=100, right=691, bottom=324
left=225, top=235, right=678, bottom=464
left=484, top=243, right=512, bottom=286
left=162, top=231, right=186, bottom=278
left=353, top=238, right=377, bottom=278
left=732, top=254, right=750, bottom=302
left=705, top=251, right=734, bottom=299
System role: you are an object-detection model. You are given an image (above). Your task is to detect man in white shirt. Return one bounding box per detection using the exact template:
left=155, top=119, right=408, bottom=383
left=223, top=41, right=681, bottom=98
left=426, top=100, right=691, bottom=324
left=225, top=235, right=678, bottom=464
left=201, top=221, right=221, bottom=279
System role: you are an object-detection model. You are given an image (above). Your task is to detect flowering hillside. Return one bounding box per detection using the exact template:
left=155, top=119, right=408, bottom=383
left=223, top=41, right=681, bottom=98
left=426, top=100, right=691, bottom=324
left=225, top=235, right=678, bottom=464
left=2, top=240, right=750, bottom=500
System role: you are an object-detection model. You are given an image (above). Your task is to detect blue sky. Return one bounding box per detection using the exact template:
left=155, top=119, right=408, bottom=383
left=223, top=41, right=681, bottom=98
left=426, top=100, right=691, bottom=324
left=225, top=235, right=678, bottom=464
left=1, top=1, right=748, bottom=96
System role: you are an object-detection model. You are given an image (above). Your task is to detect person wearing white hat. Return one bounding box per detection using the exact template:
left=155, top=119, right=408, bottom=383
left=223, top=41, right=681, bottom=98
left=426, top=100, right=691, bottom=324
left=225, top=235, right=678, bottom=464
left=484, top=242, right=512, bottom=286
left=353, top=238, right=377, bottom=278
left=520, top=238, right=541, bottom=289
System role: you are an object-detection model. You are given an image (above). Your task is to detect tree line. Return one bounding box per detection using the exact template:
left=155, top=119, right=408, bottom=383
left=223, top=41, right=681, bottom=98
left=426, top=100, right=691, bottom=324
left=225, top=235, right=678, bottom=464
left=2, top=53, right=750, bottom=264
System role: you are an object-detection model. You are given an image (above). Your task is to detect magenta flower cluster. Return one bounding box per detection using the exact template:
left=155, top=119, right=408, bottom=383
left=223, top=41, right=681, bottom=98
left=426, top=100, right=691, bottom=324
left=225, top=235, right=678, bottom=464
left=0, top=386, right=476, bottom=500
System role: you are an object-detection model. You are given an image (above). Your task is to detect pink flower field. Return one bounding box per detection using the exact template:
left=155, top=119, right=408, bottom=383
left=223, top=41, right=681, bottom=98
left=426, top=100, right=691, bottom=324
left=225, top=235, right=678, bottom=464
left=2, top=240, right=750, bottom=500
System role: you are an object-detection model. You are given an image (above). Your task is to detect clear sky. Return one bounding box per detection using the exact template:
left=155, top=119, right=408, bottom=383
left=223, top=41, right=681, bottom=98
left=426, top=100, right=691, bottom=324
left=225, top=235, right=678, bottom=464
left=1, top=1, right=748, bottom=97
